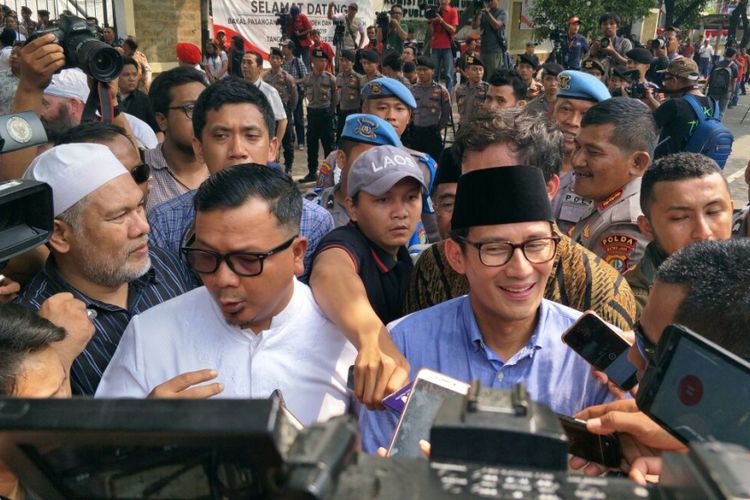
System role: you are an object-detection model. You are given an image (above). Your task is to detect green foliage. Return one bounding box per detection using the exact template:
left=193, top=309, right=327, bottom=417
left=666, top=0, right=711, bottom=28
left=530, top=0, right=658, bottom=40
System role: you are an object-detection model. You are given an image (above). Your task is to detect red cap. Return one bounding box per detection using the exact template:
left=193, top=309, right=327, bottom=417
left=467, top=33, right=481, bottom=41
left=176, top=42, right=202, bottom=65
left=568, top=16, right=581, bottom=25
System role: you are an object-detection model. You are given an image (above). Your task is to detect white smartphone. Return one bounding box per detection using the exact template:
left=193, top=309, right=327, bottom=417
left=386, top=369, right=470, bottom=458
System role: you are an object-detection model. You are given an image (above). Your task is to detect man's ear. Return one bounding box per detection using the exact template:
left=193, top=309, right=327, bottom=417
left=517, top=99, right=527, bottom=108
left=268, top=136, right=279, bottom=163
left=636, top=214, right=655, bottom=240
left=48, top=220, right=74, bottom=255
left=444, top=237, right=467, bottom=275
left=292, top=236, right=309, bottom=277
left=545, top=174, right=560, bottom=200
left=630, top=151, right=650, bottom=176
left=344, top=196, right=358, bottom=222
left=155, top=112, right=168, bottom=132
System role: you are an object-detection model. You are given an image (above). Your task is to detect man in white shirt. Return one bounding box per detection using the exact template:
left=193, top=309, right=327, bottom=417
left=97, top=164, right=356, bottom=425
left=242, top=51, right=288, bottom=151
left=698, top=38, right=714, bottom=77
left=327, top=2, right=365, bottom=51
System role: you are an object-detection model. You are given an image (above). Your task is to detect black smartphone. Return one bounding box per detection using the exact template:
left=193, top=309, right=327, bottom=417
left=561, top=312, right=638, bottom=391
left=637, top=324, right=750, bottom=448
left=558, top=414, right=622, bottom=468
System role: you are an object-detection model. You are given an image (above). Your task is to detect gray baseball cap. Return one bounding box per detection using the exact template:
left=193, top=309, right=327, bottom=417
left=347, top=145, right=427, bottom=197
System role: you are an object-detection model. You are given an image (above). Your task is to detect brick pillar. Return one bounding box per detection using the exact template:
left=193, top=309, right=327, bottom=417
left=131, top=0, right=202, bottom=71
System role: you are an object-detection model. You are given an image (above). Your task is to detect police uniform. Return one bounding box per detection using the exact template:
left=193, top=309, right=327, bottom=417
left=264, top=52, right=299, bottom=174
left=301, top=48, right=338, bottom=181
left=518, top=53, right=544, bottom=99
left=732, top=205, right=749, bottom=238
left=362, top=77, right=440, bottom=244
left=454, top=55, right=489, bottom=128
left=551, top=70, right=612, bottom=234
left=335, top=51, right=365, bottom=143
left=569, top=177, right=648, bottom=273
left=407, top=58, right=451, bottom=166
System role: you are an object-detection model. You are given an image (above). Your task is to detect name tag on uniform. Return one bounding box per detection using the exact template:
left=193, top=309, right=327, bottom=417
left=559, top=193, right=593, bottom=224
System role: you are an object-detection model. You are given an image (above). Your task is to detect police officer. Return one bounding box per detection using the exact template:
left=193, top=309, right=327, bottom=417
left=300, top=48, right=338, bottom=183
left=362, top=77, right=440, bottom=243
left=336, top=49, right=365, bottom=143
left=550, top=70, right=611, bottom=234
left=408, top=56, right=451, bottom=165
left=265, top=47, right=299, bottom=175
left=569, top=97, right=656, bottom=272
left=454, top=55, right=489, bottom=128
left=517, top=52, right=544, bottom=99
left=360, top=49, right=383, bottom=82
left=581, top=58, right=609, bottom=84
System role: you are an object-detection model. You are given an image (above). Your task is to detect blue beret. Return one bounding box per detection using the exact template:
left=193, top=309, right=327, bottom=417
left=556, top=70, right=611, bottom=102
left=341, top=114, right=402, bottom=147
left=362, top=77, right=417, bottom=109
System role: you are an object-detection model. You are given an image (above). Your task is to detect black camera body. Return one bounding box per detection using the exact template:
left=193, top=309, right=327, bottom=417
left=419, top=2, right=439, bottom=20
left=28, top=14, right=123, bottom=82
left=628, top=82, right=647, bottom=99
left=376, top=11, right=390, bottom=28
left=600, top=37, right=611, bottom=48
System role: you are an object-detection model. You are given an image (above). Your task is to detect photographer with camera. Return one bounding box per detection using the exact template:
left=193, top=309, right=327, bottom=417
left=426, top=0, right=458, bottom=94
left=287, top=5, right=313, bottom=69
left=380, top=5, right=410, bottom=56
left=327, top=2, right=365, bottom=52
left=471, top=0, right=506, bottom=80
left=587, top=12, right=632, bottom=67
left=564, top=17, right=588, bottom=70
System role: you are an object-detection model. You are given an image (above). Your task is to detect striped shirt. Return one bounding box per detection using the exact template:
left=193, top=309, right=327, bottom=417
left=15, top=246, right=194, bottom=395
left=404, top=229, right=637, bottom=331
left=144, top=143, right=199, bottom=213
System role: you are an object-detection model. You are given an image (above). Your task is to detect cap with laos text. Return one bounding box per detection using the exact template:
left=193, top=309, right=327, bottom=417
left=23, top=143, right=129, bottom=217
left=347, top=145, right=427, bottom=197
left=557, top=70, right=611, bottom=102
left=362, top=77, right=417, bottom=109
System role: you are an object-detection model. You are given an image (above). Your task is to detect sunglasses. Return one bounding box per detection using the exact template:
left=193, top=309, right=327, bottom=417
left=131, top=148, right=152, bottom=184
left=634, top=320, right=657, bottom=365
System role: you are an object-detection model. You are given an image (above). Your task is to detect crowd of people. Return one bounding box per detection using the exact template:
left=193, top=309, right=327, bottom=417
left=0, top=3, right=749, bottom=498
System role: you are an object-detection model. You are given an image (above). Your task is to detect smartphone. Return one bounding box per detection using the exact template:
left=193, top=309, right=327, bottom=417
left=561, top=311, right=638, bottom=391
left=558, top=414, right=622, bottom=468
left=637, top=324, right=750, bottom=447
left=387, top=369, right=470, bottom=458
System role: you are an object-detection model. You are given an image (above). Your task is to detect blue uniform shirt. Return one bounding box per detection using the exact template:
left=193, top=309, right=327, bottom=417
left=358, top=295, right=616, bottom=453
left=565, top=33, right=589, bottom=70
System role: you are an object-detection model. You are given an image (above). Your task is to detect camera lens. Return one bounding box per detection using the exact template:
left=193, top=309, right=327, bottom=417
left=76, top=39, right=123, bottom=81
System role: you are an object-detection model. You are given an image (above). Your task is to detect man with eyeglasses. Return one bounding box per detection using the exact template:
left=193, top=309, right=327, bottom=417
left=97, top=165, right=356, bottom=426
left=16, top=144, right=194, bottom=395
left=145, top=66, right=208, bottom=212
left=359, top=166, right=616, bottom=453
left=569, top=239, right=750, bottom=484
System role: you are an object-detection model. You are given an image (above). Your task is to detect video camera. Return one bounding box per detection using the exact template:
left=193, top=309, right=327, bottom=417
left=599, top=37, right=611, bottom=48
left=276, top=7, right=292, bottom=36
left=376, top=11, right=390, bottom=28
left=27, top=14, right=123, bottom=82
left=419, top=2, right=438, bottom=20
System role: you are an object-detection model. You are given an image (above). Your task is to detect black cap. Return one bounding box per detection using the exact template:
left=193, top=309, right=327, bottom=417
left=270, top=47, right=283, bottom=58
left=434, top=146, right=462, bottom=187
left=341, top=49, right=356, bottom=62
left=451, top=166, right=552, bottom=230
left=541, top=62, right=564, bottom=76
left=612, top=65, right=639, bottom=82
left=518, top=53, right=539, bottom=68
left=416, top=55, right=435, bottom=69
left=361, top=50, right=379, bottom=63
left=382, top=51, right=403, bottom=70
left=37, top=9, right=50, bottom=15
left=312, top=48, right=329, bottom=60
left=626, top=47, right=653, bottom=65
left=464, top=55, right=484, bottom=68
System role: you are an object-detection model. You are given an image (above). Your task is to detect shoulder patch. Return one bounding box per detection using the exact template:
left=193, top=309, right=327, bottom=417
left=600, top=233, right=638, bottom=272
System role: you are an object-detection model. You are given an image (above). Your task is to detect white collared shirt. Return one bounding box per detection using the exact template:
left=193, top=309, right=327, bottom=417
left=96, top=279, right=356, bottom=426
left=252, top=76, right=288, bottom=121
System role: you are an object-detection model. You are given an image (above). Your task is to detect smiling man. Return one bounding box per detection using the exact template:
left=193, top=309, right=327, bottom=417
left=359, top=166, right=614, bottom=453
left=569, top=97, right=656, bottom=273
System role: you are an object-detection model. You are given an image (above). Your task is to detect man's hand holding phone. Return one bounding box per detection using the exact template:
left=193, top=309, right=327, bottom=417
left=354, top=328, right=410, bottom=410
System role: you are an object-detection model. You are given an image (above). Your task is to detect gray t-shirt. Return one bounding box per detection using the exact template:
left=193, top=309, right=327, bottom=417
left=479, top=8, right=506, bottom=53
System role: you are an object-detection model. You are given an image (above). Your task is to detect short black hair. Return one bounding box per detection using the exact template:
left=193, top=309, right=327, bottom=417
left=725, top=47, right=737, bottom=58
left=247, top=50, right=263, bottom=66
left=55, top=121, right=130, bottom=146
left=192, top=76, right=276, bottom=141
left=640, top=152, right=726, bottom=217
left=382, top=51, right=403, bottom=71
left=598, top=12, right=620, bottom=26
left=121, top=55, right=138, bottom=72
left=488, top=69, right=527, bottom=101
left=148, top=66, right=207, bottom=116
left=0, top=28, right=16, bottom=47
left=656, top=239, right=750, bottom=358
left=403, top=61, right=416, bottom=73
left=581, top=97, right=657, bottom=158
left=0, top=303, right=66, bottom=396
left=123, top=38, right=138, bottom=51
left=194, top=164, right=302, bottom=233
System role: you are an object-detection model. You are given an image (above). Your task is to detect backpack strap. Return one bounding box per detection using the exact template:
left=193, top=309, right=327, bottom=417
left=683, top=94, right=708, bottom=123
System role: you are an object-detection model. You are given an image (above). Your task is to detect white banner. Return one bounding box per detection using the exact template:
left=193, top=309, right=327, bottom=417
left=211, top=0, right=383, bottom=58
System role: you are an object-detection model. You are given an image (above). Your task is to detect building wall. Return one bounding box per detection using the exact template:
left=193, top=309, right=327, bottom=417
left=130, top=0, right=201, bottom=72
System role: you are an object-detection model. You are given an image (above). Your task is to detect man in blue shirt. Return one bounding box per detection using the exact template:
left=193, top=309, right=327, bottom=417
left=359, top=166, right=614, bottom=453
left=147, top=77, right=333, bottom=282
left=564, top=17, right=589, bottom=70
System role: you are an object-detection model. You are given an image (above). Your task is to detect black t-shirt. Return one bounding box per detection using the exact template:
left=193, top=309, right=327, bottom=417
left=120, top=90, right=160, bottom=133
left=313, top=223, right=413, bottom=324
left=653, top=94, right=715, bottom=159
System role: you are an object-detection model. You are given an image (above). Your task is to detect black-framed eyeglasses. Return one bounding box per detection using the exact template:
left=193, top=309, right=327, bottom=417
left=168, top=103, right=196, bottom=119
left=634, top=320, right=657, bottom=365
left=452, top=235, right=560, bottom=267
left=181, top=235, right=298, bottom=277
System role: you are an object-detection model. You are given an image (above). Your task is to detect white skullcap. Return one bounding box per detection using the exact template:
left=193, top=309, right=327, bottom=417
left=43, top=68, right=90, bottom=103
left=23, top=143, right=129, bottom=216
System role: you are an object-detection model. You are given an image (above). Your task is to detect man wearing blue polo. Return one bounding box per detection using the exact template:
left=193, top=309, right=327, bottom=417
left=359, top=166, right=615, bottom=453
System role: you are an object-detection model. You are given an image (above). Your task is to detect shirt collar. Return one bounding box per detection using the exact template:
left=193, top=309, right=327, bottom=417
left=349, top=222, right=411, bottom=273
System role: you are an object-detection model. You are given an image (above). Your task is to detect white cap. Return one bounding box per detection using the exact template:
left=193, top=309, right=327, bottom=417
left=44, top=68, right=90, bottom=103
left=23, top=143, right=129, bottom=216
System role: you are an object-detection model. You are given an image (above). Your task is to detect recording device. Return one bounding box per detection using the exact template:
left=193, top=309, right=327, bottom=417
left=276, top=6, right=292, bottom=38
left=332, top=18, right=346, bottom=47
left=600, top=37, right=611, bottom=48
left=557, top=414, right=621, bottom=468
left=651, top=37, right=667, bottom=50
left=419, top=2, right=438, bottom=20
left=548, top=26, right=568, bottom=65
left=387, top=369, right=470, bottom=458
left=27, top=14, right=123, bottom=82
left=637, top=324, right=750, bottom=448
left=628, top=82, right=648, bottom=99
left=561, top=311, right=638, bottom=391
